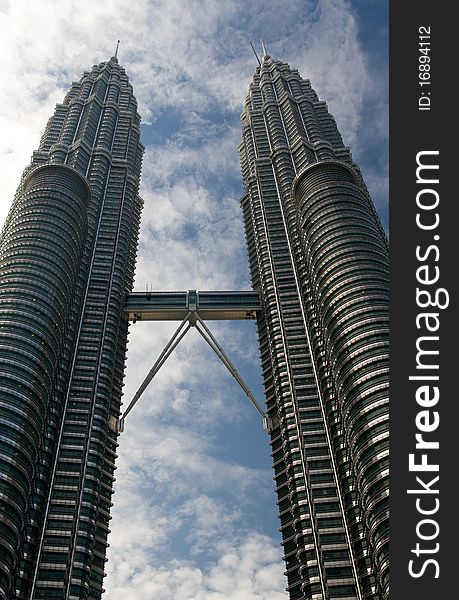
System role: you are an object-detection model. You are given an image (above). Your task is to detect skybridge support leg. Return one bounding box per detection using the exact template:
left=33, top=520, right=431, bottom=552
left=193, top=313, right=267, bottom=419
left=115, top=310, right=273, bottom=434
left=113, top=312, right=192, bottom=432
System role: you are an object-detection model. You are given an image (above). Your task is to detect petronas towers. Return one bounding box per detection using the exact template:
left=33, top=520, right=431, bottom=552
left=0, top=51, right=388, bottom=600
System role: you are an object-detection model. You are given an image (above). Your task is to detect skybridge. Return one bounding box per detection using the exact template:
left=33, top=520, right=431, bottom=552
left=124, top=289, right=261, bottom=322
left=116, top=289, right=273, bottom=434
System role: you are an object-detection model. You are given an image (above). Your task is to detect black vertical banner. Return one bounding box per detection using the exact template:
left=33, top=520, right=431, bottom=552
left=390, top=3, right=454, bottom=599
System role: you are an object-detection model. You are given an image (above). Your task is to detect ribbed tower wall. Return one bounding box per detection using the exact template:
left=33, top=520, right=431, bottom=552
left=294, top=161, right=389, bottom=596
left=0, top=165, right=90, bottom=596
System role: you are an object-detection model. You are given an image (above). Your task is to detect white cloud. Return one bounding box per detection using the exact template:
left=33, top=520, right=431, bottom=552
left=106, top=533, right=287, bottom=600
left=119, top=424, right=268, bottom=497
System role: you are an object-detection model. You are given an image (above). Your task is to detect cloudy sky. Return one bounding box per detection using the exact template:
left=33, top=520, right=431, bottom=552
left=0, top=1, right=388, bottom=598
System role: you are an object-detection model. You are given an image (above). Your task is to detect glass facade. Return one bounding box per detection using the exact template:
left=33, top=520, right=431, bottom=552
left=238, top=55, right=389, bottom=599
left=0, top=56, right=144, bottom=599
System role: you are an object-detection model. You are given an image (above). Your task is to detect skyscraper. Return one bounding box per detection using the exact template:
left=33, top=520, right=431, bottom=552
left=239, top=54, right=389, bottom=599
left=0, top=55, right=143, bottom=599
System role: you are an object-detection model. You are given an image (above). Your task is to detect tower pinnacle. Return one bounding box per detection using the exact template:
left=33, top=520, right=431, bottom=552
left=260, top=38, right=269, bottom=58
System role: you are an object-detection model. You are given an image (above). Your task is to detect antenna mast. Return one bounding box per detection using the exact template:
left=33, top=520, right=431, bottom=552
left=250, top=42, right=261, bottom=67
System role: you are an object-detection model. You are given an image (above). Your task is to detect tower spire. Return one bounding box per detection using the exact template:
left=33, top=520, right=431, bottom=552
left=115, top=39, right=120, bottom=58
left=260, top=38, right=268, bottom=57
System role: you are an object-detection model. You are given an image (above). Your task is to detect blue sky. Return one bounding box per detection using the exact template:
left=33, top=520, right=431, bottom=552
left=0, top=1, right=388, bottom=598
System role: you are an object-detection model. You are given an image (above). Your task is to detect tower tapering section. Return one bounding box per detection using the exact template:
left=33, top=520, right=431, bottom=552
left=0, top=56, right=144, bottom=599
left=239, top=55, right=389, bottom=599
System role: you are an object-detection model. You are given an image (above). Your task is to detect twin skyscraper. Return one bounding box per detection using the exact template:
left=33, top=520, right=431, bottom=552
left=0, top=51, right=388, bottom=599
